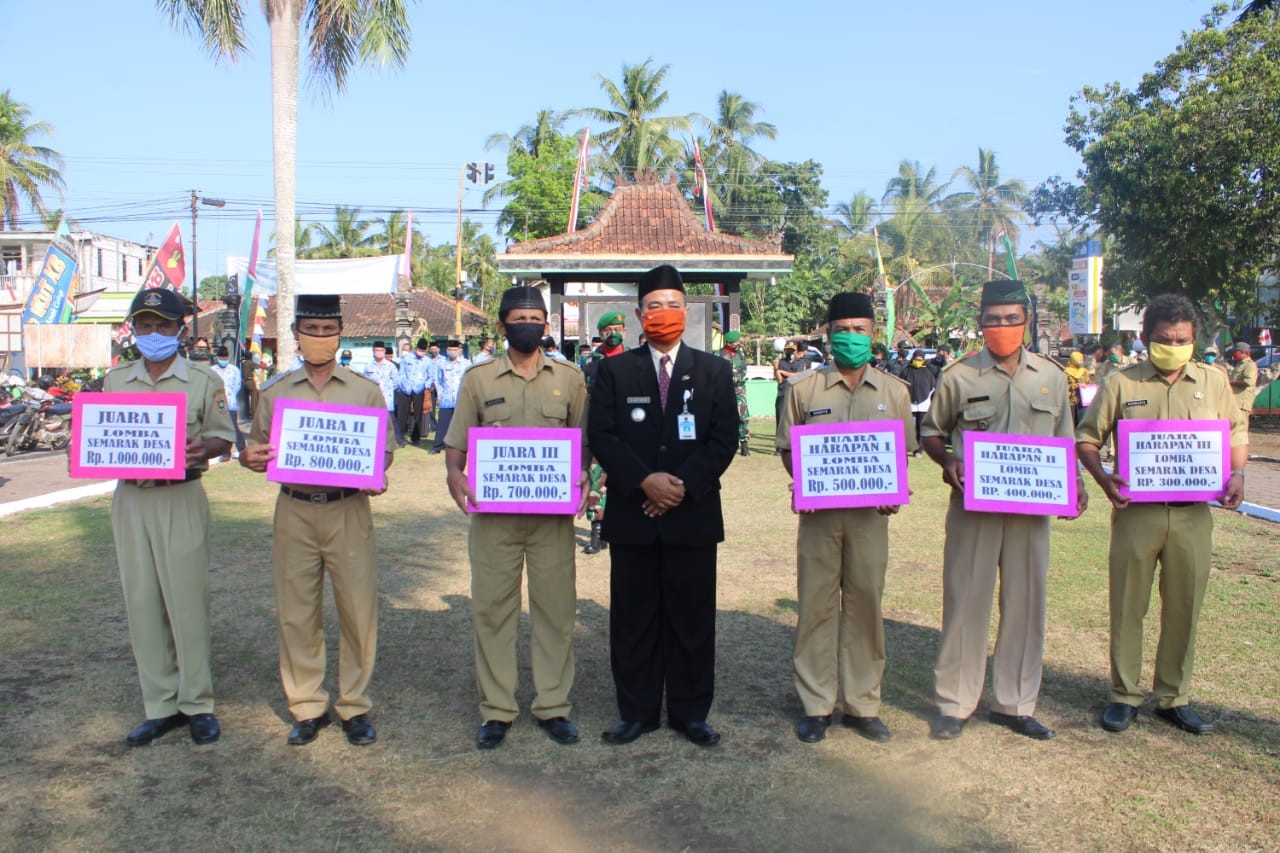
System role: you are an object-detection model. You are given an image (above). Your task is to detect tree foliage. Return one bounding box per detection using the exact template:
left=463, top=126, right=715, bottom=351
left=1064, top=4, right=1280, bottom=319
left=0, top=90, right=65, bottom=230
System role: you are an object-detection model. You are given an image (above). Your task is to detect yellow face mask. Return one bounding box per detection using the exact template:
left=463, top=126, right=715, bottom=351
left=1148, top=342, right=1193, bottom=372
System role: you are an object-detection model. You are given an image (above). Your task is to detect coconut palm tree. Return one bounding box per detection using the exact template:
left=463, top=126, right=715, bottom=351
left=269, top=216, right=317, bottom=259
left=946, top=148, right=1028, bottom=277
left=369, top=209, right=412, bottom=255
left=694, top=91, right=777, bottom=229
left=0, top=91, right=65, bottom=230
left=483, top=109, right=573, bottom=207
left=312, top=206, right=378, bottom=259
left=158, top=0, right=414, bottom=362
left=578, top=60, right=693, bottom=181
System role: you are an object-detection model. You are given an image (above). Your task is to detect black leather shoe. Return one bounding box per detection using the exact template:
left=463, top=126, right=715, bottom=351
left=601, top=719, right=660, bottom=745
left=1101, top=702, right=1139, bottom=732
left=341, top=714, right=377, bottom=746
left=188, top=713, right=220, bottom=745
left=126, top=713, right=187, bottom=746
left=931, top=715, right=969, bottom=740
left=1155, top=705, right=1214, bottom=735
left=842, top=715, right=891, bottom=743
left=288, top=712, right=332, bottom=746
left=536, top=716, right=580, bottom=745
left=476, top=719, right=512, bottom=750
left=669, top=719, right=721, bottom=747
left=989, top=711, right=1056, bottom=740
left=794, top=715, right=832, bottom=743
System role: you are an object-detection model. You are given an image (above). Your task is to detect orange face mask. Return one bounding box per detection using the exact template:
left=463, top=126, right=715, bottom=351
left=642, top=308, right=686, bottom=346
left=982, top=325, right=1025, bottom=358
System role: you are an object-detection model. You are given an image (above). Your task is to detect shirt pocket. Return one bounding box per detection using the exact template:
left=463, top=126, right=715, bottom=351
left=480, top=403, right=511, bottom=425
left=1029, top=397, right=1060, bottom=432
left=959, top=402, right=998, bottom=431
left=541, top=400, right=569, bottom=424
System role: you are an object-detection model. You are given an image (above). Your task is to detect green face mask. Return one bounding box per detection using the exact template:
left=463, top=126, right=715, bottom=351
left=829, top=331, right=874, bottom=369
left=604, top=332, right=623, bottom=348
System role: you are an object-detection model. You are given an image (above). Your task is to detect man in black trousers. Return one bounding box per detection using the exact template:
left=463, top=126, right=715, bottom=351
left=588, top=264, right=739, bottom=747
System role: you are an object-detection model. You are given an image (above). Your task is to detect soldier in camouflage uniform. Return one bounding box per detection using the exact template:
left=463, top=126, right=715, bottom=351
left=583, top=311, right=629, bottom=554
left=720, top=330, right=750, bottom=456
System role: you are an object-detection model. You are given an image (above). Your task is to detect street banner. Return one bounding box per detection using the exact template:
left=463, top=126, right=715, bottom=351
left=142, top=223, right=186, bottom=291
left=69, top=391, right=188, bottom=480
left=1116, top=419, right=1230, bottom=503
left=1068, top=240, right=1104, bottom=335
left=240, top=210, right=263, bottom=333
left=568, top=128, right=590, bottom=233
left=21, top=220, right=77, bottom=325
left=466, top=426, right=583, bottom=514
left=266, top=399, right=389, bottom=490
left=789, top=421, right=910, bottom=511
left=963, top=432, right=1078, bottom=517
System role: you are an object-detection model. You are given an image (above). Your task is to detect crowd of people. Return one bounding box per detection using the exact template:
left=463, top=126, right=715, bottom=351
left=97, top=268, right=1252, bottom=756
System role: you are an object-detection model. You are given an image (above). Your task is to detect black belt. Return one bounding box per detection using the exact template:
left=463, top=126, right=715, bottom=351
left=1160, top=501, right=1197, bottom=508
left=124, top=470, right=202, bottom=488
left=280, top=485, right=359, bottom=504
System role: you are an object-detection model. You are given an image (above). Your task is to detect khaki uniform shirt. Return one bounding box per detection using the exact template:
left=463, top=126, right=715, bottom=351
left=445, top=353, right=588, bottom=448
left=921, top=348, right=1074, bottom=457
left=1076, top=360, right=1248, bottom=450
left=103, top=357, right=235, bottom=471
left=1229, top=356, right=1259, bottom=415
left=250, top=366, right=395, bottom=487
left=776, top=364, right=916, bottom=453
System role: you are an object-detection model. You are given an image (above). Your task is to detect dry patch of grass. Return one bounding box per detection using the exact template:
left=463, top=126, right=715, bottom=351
left=1, top=418, right=1277, bottom=850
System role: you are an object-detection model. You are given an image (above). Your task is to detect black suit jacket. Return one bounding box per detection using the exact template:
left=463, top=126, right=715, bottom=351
left=588, top=344, right=739, bottom=547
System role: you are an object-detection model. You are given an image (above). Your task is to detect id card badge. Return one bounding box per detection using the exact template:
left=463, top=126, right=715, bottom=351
left=677, top=412, right=696, bottom=440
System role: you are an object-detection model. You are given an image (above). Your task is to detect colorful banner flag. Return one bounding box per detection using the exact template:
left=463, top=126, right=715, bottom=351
left=872, top=227, right=894, bottom=344
left=400, top=211, right=413, bottom=285
left=21, top=219, right=78, bottom=325
left=240, top=210, right=263, bottom=333
left=995, top=228, right=1019, bottom=280
left=568, top=128, right=590, bottom=233
left=693, top=141, right=715, bottom=232
left=142, top=223, right=186, bottom=291
left=249, top=295, right=268, bottom=359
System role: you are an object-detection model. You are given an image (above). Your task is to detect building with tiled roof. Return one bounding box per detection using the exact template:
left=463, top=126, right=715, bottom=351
left=498, top=176, right=792, bottom=349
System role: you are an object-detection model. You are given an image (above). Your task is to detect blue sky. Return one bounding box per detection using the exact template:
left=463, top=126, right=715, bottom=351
left=3, top=0, right=1213, bottom=290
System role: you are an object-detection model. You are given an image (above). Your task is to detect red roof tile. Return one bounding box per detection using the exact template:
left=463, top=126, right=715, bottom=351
left=195, top=291, right=486, bottom=339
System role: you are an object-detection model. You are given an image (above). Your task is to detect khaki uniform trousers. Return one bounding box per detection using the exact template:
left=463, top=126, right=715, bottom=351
left=111, top=480, right=214, bottom=718
left=469, top=513, right=576, bottom=722
left=1108, top=503, right=1213, bottom=709
left=272, top=492, right=378, bottom=722
left=934, top=494, right=1049, bottom=718
left=794, top=508, right=889, bottom=717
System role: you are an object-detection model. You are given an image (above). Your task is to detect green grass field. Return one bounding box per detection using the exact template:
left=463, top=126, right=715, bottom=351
left=1, top=418, right=1277, bottom=851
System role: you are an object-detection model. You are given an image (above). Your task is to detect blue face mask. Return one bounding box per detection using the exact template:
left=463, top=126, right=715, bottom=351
left=1205, top=355, right=1216, bottom=364
left=216, top=359, right=229, bottom=367
left=136, top=332, right=181, bottom=362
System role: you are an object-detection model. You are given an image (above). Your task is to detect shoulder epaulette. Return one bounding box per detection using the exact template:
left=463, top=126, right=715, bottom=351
left=1033, top=352, right=1066, bottom=372
left=259, top=368, right=297, bottom=391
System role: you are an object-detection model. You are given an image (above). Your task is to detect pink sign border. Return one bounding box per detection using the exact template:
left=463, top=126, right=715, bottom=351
left=790, top=420, right=910, bottom=511
left=467, top=426, right=583, bottom=515
left=1116, top=419, right=1230, bottom=503
left=963, top=431, right=1079, bottom=517
left=70, top=391, right=188, bottom=480
left=266, top=398, right=388, bottom=489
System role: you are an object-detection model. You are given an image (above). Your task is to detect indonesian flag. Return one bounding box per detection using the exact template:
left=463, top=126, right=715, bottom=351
left=568, top=127, right=590, bottom=233
left=693, top=141, right=714, bottom=232
left=1260, top=328, right=1273, bottom=347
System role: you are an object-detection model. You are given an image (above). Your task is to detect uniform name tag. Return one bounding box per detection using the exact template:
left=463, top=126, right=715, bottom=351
left=627, top=396, right=651, bottom=404
left=808, top=408, right=832, bottom=416
left=677, top=413, right=696, bottom=440
left=484, top=397, right=505, bottom=407
left=967, top=395, right=990, bottom=403
left=1124, top=400, right=1148, bottom=408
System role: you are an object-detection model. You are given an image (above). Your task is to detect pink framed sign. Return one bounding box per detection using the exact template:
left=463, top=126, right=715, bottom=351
left=790, top=420, right=910, bottom=511
left=963, top=432, right=1078, bottom=517
left=467, top=426, right=582, bottom=514
left=1116, top=419, right=1230, bottom=503
left=70, top=391, right=188, bottom=480
left=1078, top=383, right=1100, bottom=407
left=267, top=398, right=389, bottom=490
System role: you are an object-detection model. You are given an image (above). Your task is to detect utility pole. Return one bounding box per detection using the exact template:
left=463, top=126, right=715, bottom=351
left=190, top=190, right=225, bottom=359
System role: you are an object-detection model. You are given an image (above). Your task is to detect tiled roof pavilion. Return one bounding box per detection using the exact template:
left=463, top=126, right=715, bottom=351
left=499, top=177, right=792, bottom=280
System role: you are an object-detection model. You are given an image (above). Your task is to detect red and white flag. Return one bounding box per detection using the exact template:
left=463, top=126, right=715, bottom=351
left=568, top=128, right=590, bottom=233
left=1260, top=328, right=1273, bottom=347
left=693, top=141, right=714, bottom=232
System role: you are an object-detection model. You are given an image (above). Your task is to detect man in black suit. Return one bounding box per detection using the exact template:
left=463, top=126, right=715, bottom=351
left=588, top=265, right=740, bottom=747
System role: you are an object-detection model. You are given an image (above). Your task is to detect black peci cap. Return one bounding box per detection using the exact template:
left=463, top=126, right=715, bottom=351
left=637, top=264, right=684, bottom=300
left=295, top=294, right=342, bottom=319
left=827, top=292, right=875, bottom=324
left=498, top=286, right=546, bottom=317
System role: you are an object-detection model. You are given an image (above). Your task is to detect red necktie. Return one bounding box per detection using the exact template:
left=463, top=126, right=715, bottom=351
left=659, top=355, right=671, bottom=411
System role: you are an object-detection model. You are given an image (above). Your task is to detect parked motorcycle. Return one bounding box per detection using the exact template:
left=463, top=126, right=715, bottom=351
left=4, top=392, right=72, bottom=456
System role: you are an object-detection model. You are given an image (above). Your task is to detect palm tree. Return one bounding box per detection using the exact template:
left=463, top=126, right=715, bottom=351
left=312, top=206, right=378, bottom=259
left=833, top=192, right=877, bottom=238
left=269, top=216, right=317, bottom=259
left=879, top=160, right=952, bottom=284
left=695, top=90, right=777, bottom=229
left=159, top=0, right=413, bottom=363
left=0, top=91, right=65, bottom=230
left=369, top=209, right=412, bottom=255
left=946, top=148, right=1028, bottom=277
left=483, top=109, right=573, bottom=206
left=1239, top=0, right=1277, bottom=20
left=578, top=60, right=693, bottom=181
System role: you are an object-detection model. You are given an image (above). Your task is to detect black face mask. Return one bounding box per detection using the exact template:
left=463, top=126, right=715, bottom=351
left=504, top=323, right=544, bottom=354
